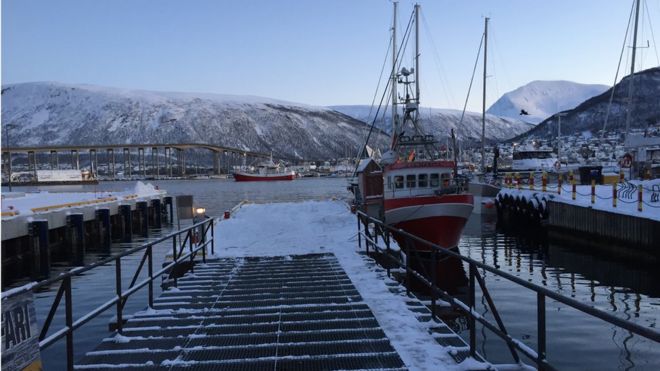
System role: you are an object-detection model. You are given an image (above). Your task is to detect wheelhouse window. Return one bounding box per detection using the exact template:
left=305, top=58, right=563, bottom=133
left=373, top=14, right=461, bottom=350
left=387, top=176, right=392, bottom=190
left=394, top=175, right=404, bottom=189
left=441, top=173, right=451, bottom=186
left=418, top=174, right=428, bottom=187
left=430, top=173, right=439, bottom=187
left=406, top=174, right=416, bottom=188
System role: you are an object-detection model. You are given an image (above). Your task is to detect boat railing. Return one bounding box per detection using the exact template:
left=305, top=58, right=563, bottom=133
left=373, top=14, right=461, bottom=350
left=355, top=210, right=660, bottom=371
left=0, top=217, right=216, bottom=371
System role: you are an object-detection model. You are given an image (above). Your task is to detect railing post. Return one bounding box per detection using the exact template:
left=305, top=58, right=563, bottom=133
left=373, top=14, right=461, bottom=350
left=357, top=215, right=362, bottom=250
left=115, top=257, right=123, bottom=334
left=385, top=231, right=391, bottom=278
left=65, top=276, right=74, bottom=371
left=538, top=292, right=546, bottom=370
left=147, top=245, right=153, bottom=308
left=201, top=224, right=207, bottom=264
left=469, top=263, right=476, bottom=357
left=172, top=234, right=178, bottom=286
left=189, top=230, right=195, bottom=273
left=211, top=219, right=215, bottom=255
left=431, top=248, right=437, bottom=321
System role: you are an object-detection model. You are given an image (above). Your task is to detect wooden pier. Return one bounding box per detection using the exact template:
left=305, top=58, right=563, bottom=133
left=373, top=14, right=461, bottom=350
left=76, top=253, right=408, bottom=370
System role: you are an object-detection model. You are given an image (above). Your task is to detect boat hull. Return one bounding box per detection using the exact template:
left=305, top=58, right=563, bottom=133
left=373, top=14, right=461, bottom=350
left=384, top=194, right=473, bottom=250
left=233, top=172, right=295, bottom=182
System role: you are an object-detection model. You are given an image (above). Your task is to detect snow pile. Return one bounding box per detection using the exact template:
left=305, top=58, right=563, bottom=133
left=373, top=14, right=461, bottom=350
left=486, top=80, right=608, bottom=124
left=499, top=179, right=660, bottom=221
left=214, top=200, right=483, bottom=370
left=0, top=182, right=163, bottom=218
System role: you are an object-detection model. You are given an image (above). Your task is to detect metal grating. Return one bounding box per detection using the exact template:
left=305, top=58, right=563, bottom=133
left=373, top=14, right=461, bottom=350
left=76, top=253, right=407, bottom=370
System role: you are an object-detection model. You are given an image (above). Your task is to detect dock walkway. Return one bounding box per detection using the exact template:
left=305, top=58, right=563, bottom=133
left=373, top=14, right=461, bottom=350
left=76, top=253, right=407, bottom=370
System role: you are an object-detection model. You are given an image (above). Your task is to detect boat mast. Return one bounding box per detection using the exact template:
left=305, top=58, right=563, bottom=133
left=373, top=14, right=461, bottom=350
left=390, top=1, right=398, bottom=149
left=481, top=17, right=489, bottom=172
left=624, top=0, right=640, bottom=140
left=415, top=3, right=420, bottom=107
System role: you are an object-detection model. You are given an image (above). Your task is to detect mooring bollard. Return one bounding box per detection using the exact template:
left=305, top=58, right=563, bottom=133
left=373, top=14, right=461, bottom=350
left=638, top=186, right=643, bottom=212
left=613, top=183, right=617, bottom=208
left=96, top=208, right=111, bottom=251
left=28, top=219, right=50, bottom=280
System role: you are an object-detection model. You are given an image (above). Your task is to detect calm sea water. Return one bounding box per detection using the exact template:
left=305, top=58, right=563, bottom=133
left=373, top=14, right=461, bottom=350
left=3, top=177, right=658, bottom=370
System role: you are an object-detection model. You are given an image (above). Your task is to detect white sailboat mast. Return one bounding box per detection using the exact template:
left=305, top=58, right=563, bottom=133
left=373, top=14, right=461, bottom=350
left=415, top=4, right=420, bottom=106
left=390, top=1, right=398, bottom=149
left=625, top=0, right=641, bottom=140
left=481, top=17, right=489, bottom=172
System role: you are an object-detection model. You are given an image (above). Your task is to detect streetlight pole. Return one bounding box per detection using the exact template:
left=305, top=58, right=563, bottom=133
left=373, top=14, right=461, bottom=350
left=4, top=123, right=13, bottom=192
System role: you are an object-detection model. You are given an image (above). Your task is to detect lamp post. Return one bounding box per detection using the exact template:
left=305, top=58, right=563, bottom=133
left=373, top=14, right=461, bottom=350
left=4, top=123, right=15, bottom=192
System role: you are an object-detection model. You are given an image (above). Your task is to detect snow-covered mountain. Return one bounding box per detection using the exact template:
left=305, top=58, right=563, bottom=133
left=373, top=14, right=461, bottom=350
left=1, top=82, right=389, bottom=160
left=329, top=105, right=533, bottom=143
left=487, top=81, right=609, bottom=124
left=518, top=67, right=660, bottom=139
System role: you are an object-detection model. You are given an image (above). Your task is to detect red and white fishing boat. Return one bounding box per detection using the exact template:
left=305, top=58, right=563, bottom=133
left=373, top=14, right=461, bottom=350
left=382, top=4, right=473, bottom=252
left=233, top=156, right=295, bottom=182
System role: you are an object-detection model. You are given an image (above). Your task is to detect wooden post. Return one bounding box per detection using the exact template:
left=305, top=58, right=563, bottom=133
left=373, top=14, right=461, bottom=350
left=619, top=169, right=625, bottom=183
left=612, top=183, right=617, bottom=208
left=28, top=220, right=50, bottom=280
left=529, top=173, right=535, bottom=191
left=638, top=186, right=643, bottom=212
left=591, top=179, right=596, bottom=204
left=119, top=204, right=132, bottom=242
left=542, top=171, right=547, bottom=192
left=571, top=172, right=576, bottom=201
left=96, top=208, right=111, bottom=251
left=558, top=175, right=562, bottom=195
left=516, top=173, right=521, bottom=190
left=66, top=213, right=85, bottom=265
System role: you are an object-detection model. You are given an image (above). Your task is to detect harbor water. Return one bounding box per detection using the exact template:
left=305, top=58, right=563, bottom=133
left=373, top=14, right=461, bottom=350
left=2, top=177, right=658, bottom=370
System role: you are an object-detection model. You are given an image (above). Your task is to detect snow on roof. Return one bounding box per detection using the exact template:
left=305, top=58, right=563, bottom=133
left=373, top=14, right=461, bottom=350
left=356, top=158, right=376, bottom=173
left=213, top=200, right=476, bottom=370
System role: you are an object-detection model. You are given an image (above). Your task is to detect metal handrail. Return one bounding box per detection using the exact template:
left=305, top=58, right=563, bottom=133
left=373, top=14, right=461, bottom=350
left=1, top=217, right=215, bottom=371
left=355, top=210, right=660, bottom=370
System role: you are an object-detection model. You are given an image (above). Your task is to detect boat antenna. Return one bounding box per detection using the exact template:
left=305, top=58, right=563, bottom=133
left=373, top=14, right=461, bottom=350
left=481, top=17, right=489, bottom=172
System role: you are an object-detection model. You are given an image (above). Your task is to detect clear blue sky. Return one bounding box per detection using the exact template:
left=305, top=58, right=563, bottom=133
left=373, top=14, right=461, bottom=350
left=2, top=0, right=659, bottom=111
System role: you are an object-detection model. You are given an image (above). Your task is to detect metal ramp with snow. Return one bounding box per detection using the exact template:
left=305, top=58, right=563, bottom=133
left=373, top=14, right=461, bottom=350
left=75, top=253, right=407, bottom=370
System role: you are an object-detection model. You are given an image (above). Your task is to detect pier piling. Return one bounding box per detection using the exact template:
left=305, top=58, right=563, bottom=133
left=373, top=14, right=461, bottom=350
left=151, top=199, right=162, bottom=228
left=119, top=205, right=133, bottom=242
left=163, top=196, right=173, bottom=223
left=66, top=213, right=85, bottom=265
left=136, top=201, right=149, bottom=237
left=28, top=220, right=50, bottom=280
left=96, top=208, right=112, bottom=250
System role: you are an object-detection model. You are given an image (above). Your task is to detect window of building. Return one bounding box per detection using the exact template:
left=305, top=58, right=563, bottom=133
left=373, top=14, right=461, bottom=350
left=394, top=175, right=404, bottom=189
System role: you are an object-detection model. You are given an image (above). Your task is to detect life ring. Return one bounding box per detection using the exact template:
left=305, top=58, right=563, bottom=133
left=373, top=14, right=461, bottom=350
left=554, top=161, right=561, bottom=170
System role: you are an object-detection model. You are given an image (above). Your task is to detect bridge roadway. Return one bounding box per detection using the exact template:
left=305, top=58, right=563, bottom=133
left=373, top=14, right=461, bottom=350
left=1, top=143, right=294, bottom=178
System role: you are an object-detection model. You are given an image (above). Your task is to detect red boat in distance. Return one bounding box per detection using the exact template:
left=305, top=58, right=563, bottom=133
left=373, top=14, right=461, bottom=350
left=233, top=156, right=296, bottom=182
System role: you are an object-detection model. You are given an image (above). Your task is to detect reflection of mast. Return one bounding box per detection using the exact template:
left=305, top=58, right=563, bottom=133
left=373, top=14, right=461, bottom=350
left=624, top=0, right=641, bottom=140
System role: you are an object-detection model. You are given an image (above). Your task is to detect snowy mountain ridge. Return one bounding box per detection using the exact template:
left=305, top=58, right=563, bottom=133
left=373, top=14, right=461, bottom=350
left=487, top=80, right=609, bottom=124
left=1, top=82, right=389, bottom=160
left=329, top=105, right=533, bottom=143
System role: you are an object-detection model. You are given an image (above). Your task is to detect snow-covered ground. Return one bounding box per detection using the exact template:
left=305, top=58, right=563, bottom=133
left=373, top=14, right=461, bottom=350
left=0, top=181, right=163, bottom=218
left=213, top=200, right=510, bottom=371
left=499, top=180, right=660, bottom=221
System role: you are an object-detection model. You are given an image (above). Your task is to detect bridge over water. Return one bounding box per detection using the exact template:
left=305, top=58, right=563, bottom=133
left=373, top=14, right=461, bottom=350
left=1, top=143, right=291, bottom=179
